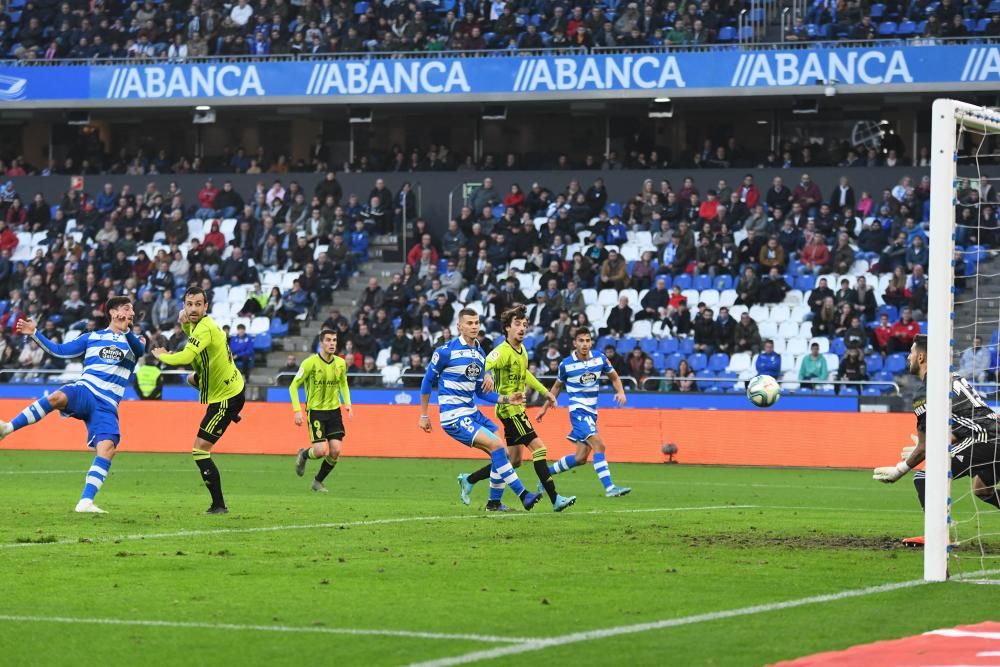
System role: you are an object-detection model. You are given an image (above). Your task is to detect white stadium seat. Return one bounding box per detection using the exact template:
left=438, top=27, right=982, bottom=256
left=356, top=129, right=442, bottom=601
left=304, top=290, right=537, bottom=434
left=758, top=321, right=779, bottom=339
left=749, top=305, right=769, bottom=321
left=582, top=289, right=598, bottom=305
left=597, top=289, right=618, bottom=307
left=727, top=352, right=751, bottom=373
left=249, top=317, right=270, bottom=335
left=809, top=338, right=830, bottom=354
left=785, top=338, right=807, bottom=357
left=619, top=289, right=639, bottom=306
left=381, top=366, right=402, bottom=386
left=768, top=305, right=790, bottom=323
left=777, top=321, right=799, bottom=339
left=699, top=289, right=720, bottom=308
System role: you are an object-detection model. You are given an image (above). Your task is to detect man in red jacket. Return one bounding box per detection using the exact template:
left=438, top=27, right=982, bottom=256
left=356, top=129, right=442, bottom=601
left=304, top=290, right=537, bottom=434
left=870, top=312, right=893, bottom=353
left=196, top=178, right=219, bottom=218
left=0, top=220, right=17, bottom=254
left=889, top=306, right=921, bottom=353
left=407, top=233, right=439, bottom=268
left=737, top=174, right=760, bottom=209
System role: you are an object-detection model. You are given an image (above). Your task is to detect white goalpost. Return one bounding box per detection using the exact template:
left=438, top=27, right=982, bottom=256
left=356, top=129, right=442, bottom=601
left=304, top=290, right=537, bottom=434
left=926, top=99, right=1000, bottom=582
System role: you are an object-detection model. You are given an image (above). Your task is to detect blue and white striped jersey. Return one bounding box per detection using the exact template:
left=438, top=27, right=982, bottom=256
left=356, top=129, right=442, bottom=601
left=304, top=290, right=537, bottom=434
left=421, top=337, right=495, bottom=426
left=32, top=329, right=143, bottom=409
left=558, top=352, right=613, bottom=416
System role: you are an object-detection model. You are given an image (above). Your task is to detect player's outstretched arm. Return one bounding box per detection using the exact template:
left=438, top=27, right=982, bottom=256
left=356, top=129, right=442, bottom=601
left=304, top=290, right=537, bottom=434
left=525, top=370, right=555, bottom=405
left=419, top=364, right=439, bottom=432
left=19, top=320, right=89, bottom=359
left=124, top=330, right=146, bottom=358
left=288, top=360, right=307, bottom=426
left=874, top=432, right=926, bottom=483
left=537, top=380, right=563, bottom=423
left=339, top=365, right=353, bottom=418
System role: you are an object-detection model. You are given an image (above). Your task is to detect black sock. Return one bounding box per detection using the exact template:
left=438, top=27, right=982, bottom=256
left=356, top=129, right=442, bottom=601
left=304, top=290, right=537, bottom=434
left=467, top=463, right=491, bottom=485
left=534, top=459, right=557, bottom=503
left=914, top=475, right=926, bottom=510
left=195, top=458, right=226, bottom=508
left=316, top=460, right=336, bottom=482
left=978, top=486, right=1000, bottom=508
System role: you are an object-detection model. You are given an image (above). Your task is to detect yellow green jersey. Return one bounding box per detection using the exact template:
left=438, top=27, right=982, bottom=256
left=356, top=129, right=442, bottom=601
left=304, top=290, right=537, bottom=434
left=159, top=315, right=245, bottom=404
left=485, top=339, right=548, bottom=419
left=289, top=353, right=351, bottom=412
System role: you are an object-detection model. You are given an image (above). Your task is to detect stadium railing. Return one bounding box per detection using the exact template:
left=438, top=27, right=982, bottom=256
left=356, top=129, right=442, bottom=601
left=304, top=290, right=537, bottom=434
left=6, top=36, right=995, bottom=67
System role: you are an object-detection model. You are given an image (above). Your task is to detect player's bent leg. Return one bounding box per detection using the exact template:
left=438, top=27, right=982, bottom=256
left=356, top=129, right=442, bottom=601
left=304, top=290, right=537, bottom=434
left=972, top=474, right=1000, bottom=508
left=473, top=430, right=541, bottom=511
left=312, top=438, right=341, bottom=493
left=75, top=438, right=117, bottom=514
left=1, top=390, right=67, bottom=440
left=193, top=437, right=228, bottom=514
left=588, top=434, right=631, bottom=497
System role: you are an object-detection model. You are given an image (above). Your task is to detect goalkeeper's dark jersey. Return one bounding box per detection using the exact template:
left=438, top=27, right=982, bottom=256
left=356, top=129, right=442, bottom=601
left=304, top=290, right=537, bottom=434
left=914, top=375, right=999, bottom=443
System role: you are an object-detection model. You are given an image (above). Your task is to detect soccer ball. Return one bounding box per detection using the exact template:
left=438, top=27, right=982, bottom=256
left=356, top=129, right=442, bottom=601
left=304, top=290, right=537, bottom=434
left=746, top=374, right=781, bottom=408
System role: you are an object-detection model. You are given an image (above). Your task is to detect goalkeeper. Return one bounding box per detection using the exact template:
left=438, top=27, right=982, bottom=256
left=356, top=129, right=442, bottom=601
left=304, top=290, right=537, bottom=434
left=873, top=335, right=999, bottom=541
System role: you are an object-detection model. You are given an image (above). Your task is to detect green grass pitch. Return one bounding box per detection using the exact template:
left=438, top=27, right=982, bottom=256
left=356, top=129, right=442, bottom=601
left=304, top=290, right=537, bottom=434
left=0, top=450, right=998, bottom=667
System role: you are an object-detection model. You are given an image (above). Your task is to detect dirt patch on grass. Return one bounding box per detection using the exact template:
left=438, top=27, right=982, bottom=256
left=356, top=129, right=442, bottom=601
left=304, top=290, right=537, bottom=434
left=681, top=532, right=905, bottom=551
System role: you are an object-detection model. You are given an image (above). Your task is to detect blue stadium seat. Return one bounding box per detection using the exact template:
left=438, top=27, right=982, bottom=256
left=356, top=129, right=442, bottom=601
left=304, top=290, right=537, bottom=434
left=640, top=338, right=658, bottom=354
left=717, top=371, right=739, bottom=392
left=871, top=2, right=885, bottom=17
left=665, top=353, right=684, bottom=371
left=0, top=300, right=7, bottom=315
left=268, top=318, right=289, bottom=336
left=708, top=353, right=729, bottom=372
left=815, top=387, right=836, bottom=395
left=885, top=353, right=908, bottom=374
left=738, top=26, right=754, bottom=40
left=830, top=337, right=846, bottom=356
left=353, top=0, right=368, bottom=13
left=918, top=321, right=928, bottom=334
left=596, top=336, right=616, bottom=352
left=659, top=338, right=678, bottom=354
left=694, top=274, right=712, bottom=291
left=865, top=353, right=884, bottom=372
left=252, top=333, right=272, bottom=352
left=688, top=353, right=708, bottom=372
left=679, top=338, right=695, bottom=354
left=989, top=0, right=1000, bottom=13
left=717, top=26, right=736, bottom=41
left=862, top=386, right=882, bottom=396
left=975, top=18, right=989, bottom=32
left=875, top=305, right=898, bottom=322
left=437, top=258, right=448, bottom=273
left=839, top=386, right=859, bottom=396
left=651, top=352, right=665, bottom=370
left=795, top=275, right=816, bottom=292
left=657, top=274, right=672, bottom=289
left=713, top=274, right=733, bottom=290
left=606, top=202, right=622, bottom=218
left=874, top=369, right=894, bottom=382
left=674, top=274, right=692, bottom=290
left=616, top=338, right=637, bottom=354
left=964, top=18, right=976, bottom=32
left=878, top=21, right=897, bottom=35
left=896, top=19, right=915, bottom=35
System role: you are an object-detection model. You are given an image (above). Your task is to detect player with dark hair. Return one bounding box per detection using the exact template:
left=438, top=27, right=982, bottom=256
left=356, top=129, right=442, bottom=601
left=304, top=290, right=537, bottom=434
left=873, top=334, right=999, bottom=544
left=291, top=329, right=353, bottom=493
left=152, top=286, right=245, bottom=514
left=459, top=304, right=576, bottom=512
left=0, top=296, right=144, bottom=513
left=420, top=308, right=541, bottom=512
left=537, top=328, right=632, bottom=497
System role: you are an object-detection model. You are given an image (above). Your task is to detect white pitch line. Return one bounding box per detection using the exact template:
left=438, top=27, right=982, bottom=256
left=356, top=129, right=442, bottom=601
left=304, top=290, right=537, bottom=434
left=0, top=505, right=757, bottom=550
left=0, top=614, right=538, bottom=644
left=407, top=571, right=1000, bottom=667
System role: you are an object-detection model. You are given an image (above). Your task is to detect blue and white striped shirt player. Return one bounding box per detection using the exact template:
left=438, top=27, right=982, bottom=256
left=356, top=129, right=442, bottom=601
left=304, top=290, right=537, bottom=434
left=558, top=351, right=613, bottom=442
left=31, top=329, right=142, bottom=408
left=421, top=337, right=502, bottom=446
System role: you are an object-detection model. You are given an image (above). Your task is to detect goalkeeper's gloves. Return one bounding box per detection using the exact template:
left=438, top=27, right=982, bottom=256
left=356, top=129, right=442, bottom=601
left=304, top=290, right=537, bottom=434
left=873, top=461, right=910, bottom=483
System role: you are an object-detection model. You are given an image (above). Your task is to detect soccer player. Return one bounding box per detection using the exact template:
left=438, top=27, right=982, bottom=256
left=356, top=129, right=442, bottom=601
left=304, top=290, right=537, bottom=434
left=873, top=334, right=999, bottom=544
left=419, top=308, right=541, bottom=512
left=152, top=286, right=245, bottom=514
left=0, top=297, right=144, bottom=513
left=458, top=304, right=576, bottom=512
left=290, top=329, right=353, bottom=493
left=537, top=328, right=632, bottom=497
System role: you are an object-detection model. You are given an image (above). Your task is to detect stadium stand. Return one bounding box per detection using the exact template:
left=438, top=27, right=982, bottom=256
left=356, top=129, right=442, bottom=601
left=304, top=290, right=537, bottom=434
left=3, top=165, right=994, bottom=396
left=0, top=0, right=995, bottom=61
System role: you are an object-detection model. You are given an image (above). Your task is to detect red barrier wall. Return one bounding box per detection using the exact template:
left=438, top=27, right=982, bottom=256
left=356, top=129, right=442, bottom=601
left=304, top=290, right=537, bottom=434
left=0, top=400, right=914, bottom=469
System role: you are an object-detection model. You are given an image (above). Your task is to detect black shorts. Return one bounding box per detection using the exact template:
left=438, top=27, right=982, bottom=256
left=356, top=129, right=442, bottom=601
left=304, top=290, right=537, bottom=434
left=308, top=408, right=346, bottom=444
left=955, top=435, right=1000, bottom=484
left=500, top=412, right=538, bottom=448
left=197, top=390, right=246, bottom=444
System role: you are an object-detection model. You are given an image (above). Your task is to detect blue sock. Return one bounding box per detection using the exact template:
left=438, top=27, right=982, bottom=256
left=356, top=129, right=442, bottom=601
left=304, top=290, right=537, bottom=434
left=549, top=454, right=577, bottom=476
left=80, top=456, right=112, bottom=501
left=488, top=470, right=505, bottom=502
left=490, top=448, right=526, bottom=497
left=593, top=452, right=614, bottom=490
left=10, top=396, right=54, bottom=431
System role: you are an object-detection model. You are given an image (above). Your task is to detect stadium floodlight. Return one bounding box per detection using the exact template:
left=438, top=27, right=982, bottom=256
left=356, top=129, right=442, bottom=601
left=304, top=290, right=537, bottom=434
left=66, top=111, right=90, bottom=126
left=195, top=105, right=212, bottom=112
left=648, top=99, right=673, bottom=118
left=925, top=99, right=1000, bottom=582
left=349, top=108, right=372, bottom=124
left=192, top=109, right=216, bottom=124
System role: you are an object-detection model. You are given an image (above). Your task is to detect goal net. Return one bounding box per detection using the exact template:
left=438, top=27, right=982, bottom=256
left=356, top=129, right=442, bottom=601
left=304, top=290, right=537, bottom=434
left=926, top=99, right=1000, bottom=582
